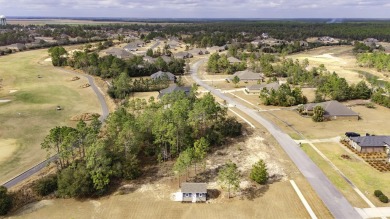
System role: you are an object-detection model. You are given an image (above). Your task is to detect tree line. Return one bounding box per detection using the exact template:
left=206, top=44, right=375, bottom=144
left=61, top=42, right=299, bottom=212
left=37, top=91, right=241, bottom=198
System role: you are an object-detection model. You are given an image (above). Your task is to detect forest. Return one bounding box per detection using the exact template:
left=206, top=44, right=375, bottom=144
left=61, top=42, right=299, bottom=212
left=38, top=91, right=242, bottom=197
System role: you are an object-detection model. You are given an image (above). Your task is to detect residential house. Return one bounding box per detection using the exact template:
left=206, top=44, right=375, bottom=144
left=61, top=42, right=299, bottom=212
left=143, top=56, right=156, bottom=63
left=7, top=43, right=26, bottom=51
left=230, top=70, right=264, bottom=82
left=245, top=82, right=280, bottom=94
left=227, top=57, right=242, bottom=64
left=105, top=48, right=133, bottom=59
left=181, top=183, right=207, bottom=202
left=207, top=46, right=225, bottom=54
left=188, top=48, right=206, bottom=56
left=151, top=71, right=176, bottom=81
left=124, top=40, right=144, bottom=52
left=348, top=135, right=390, bottom=154
left=303, top=101, right=359, bottom=121
left=158, top=84, right=191, bottom=99
left=173, top=51, right=192, bottom=59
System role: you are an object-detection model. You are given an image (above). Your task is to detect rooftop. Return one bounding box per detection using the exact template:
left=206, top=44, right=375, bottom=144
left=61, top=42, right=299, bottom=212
left=181, top=183, right=207, bottom=193
left=350, top=136, right=390, bottom=147
left=305, top=101, right=358, bottom=117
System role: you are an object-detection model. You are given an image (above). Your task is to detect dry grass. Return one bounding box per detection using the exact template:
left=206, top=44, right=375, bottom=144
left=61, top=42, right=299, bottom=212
left=259, top=104, right=390, bottom=139
left=0, top=139, right=18, bottom=164
left=0, top=48, right=101, bottom=184
left=300, top=143, right=369, bottom=208
left=8, top=129, right=332, bottom=219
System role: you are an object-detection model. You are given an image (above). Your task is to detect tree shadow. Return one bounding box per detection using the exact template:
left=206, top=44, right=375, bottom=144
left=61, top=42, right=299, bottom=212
left=241, top=184, right=269, bottom=201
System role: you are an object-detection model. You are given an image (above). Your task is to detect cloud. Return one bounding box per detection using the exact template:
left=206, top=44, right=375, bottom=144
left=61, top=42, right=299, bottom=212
left=0, top=0, right=389, bottom=17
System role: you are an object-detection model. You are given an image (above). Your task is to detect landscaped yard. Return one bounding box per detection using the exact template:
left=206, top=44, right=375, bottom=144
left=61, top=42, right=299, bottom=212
left=312, top=142, right=390, bottom=207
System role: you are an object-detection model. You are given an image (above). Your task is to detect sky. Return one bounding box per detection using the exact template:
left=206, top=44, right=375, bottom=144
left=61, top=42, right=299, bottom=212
left=0, top=0, right=389, bottom=18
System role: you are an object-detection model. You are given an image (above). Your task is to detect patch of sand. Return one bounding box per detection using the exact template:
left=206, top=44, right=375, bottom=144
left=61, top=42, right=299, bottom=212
left=9, top=89, right=18, bottom=93
left=44, top=58, right=52, bottom=62
left=0, top=139, right=18, bottom=163
left=0, top=99, right=11, bottom=103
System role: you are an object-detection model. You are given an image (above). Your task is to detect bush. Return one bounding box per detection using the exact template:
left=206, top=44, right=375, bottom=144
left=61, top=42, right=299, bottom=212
left=0, top=186, right=12, bottom=215
left=379, top=194, right=389, bottom=203
left=33, top=174, right=58, bottom=196
left=250, top=159, right=269, bottom=185
left=374, top=190, right=383, bottom=197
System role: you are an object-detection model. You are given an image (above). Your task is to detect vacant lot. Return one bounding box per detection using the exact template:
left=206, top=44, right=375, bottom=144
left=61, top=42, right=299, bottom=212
left=0, top=48, right=101, bottom=185
left=9, top=129, right=331, bottom=219
left=288, top=45, right=390, bottom=84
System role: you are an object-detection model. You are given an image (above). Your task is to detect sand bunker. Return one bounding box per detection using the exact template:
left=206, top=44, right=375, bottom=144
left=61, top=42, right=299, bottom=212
left=70, top=113, right=100, bottom=121
left=0, top=99, right=11, bottom=103
left=0, top=139, right=18, bottom=163
left=44, top=57, right=52, bottom=62
left=9, top=89, right=18, bottom=93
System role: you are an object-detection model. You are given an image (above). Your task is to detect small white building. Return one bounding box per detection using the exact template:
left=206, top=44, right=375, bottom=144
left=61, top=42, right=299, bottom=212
left=181, top=183, right=207, bottom=202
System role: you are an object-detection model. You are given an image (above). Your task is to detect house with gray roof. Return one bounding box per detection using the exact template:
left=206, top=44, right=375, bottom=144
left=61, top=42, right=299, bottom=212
left=105, top=48, right=133, bottom=59
left=228, top=57, right=242, bottom=64
left=158, top=84, right=191, bottom=99
left=303, top=100, right=359, bottom=121
left=348, top=135, right=390, bottom=153
left=7, top=43, right=26, bottom=51
left=181, top=182, right=207, bottom=202
left=230, top=70, right=264, bottom=82
left=245, top=82, right=280, bottom=94
left=151, top=71, right=176, bottom=81
left=173, top=51, right=192, bottom=59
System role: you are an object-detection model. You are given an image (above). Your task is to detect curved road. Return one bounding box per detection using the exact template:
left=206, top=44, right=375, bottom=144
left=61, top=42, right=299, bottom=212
left=2, top=68, right=109, bottom=189
left=191, top=59, right=360, bottom=219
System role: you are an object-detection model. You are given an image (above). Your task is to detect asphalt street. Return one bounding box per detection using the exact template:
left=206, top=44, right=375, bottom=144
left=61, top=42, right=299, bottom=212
left=191, top=58, right=361, bottom=219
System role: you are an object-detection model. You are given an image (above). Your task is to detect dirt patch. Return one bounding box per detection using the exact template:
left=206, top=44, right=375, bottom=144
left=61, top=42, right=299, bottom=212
left=9, top=90, right=18, bottom=93
left=70, top=76, right=80, bottom=81
left=0, top=139, right=18, bottom=164
left=70, top=113, right=100, bottom=121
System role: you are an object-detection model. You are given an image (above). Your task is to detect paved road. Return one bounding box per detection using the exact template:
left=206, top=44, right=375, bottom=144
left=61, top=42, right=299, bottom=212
left=58, top=68, right=109, bottom=121
left=2, top=68, right=109, bottom=189
left=191, top=59, right=361, bottom=219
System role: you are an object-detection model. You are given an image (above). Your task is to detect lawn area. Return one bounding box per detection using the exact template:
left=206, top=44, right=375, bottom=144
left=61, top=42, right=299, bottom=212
left=300, top=143, right=369, bottom=208
left=259, top=104, right=390, bottom=139
left=0, top=48, right=101, bottom=185
left=314, top=142, right=390, bottom=207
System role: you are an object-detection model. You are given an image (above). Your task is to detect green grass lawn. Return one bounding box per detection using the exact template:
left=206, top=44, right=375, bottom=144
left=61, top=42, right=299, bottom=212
left=300, top=143, right=369, bottom=208
left=0, top=48, right=101, bottom=185
left=314, top=142, right=390, bottom=207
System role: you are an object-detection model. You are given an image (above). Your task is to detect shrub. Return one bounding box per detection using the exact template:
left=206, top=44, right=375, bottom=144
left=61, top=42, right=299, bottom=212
left=379, top=194, right=389, bottom=203
left=33, top=174, right=58, bottom=196
left=0, top=186, right=12, bottom=215
left=250, top=159, right=269, bottom=185
left=374, top=190, right=383, bottom=197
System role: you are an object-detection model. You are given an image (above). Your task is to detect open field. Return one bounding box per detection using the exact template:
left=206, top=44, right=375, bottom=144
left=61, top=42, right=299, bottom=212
left=0, top=48, right=101, bottom=185
left=310, top=142, right=390, bottom=207
left=8, top=129, right=331, bottom=219
left=258, top=104, right=390, bottom=139
left=288, top=45, right=390, bottom=84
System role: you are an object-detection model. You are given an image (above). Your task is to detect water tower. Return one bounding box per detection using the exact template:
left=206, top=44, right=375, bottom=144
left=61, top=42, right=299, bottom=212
left=0, top=15, right=7, bottom=26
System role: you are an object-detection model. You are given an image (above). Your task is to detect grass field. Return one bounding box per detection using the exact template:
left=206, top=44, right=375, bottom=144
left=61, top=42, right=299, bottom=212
left=259, top=104, right=390, bottom=139
left=313, top=142, right=390, bottom=207
left=0, top=48, right=101, bottom=185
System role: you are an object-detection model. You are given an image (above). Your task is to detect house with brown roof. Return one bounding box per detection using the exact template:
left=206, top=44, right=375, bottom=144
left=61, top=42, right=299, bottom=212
left=303, top=101, right=359, bottom=121
left=181, top=182, right=207, bottom=202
